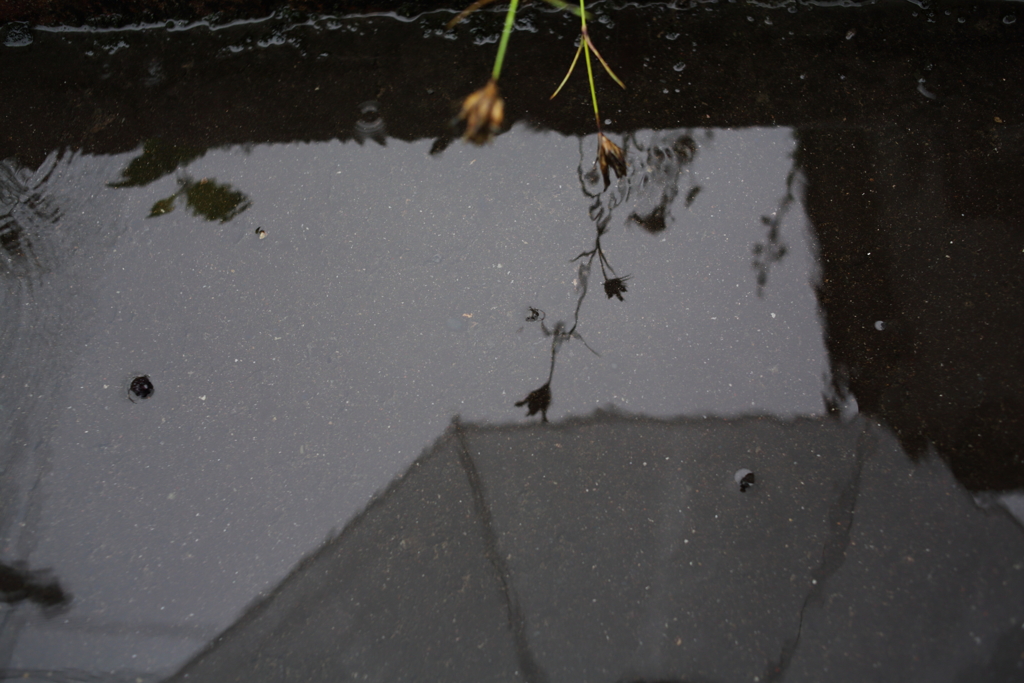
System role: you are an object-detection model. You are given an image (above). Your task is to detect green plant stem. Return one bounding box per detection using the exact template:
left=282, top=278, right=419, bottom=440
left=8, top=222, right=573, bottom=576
left=492, top=0, right=520, bottom=81
left=579, top=0, right=600, bottom=128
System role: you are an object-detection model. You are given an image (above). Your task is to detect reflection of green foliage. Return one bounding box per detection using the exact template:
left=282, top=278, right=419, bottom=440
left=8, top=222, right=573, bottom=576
left=147, top=177, right=251, bottom=223
left=149, top=195, right=177, bottom=217
left=109, top=139, right=205, bottom=188
left=183, top=178, right=251, bottom=222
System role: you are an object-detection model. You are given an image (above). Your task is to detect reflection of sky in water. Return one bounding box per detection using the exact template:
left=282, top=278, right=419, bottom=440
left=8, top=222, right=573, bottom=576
left=8, top=126, right=826, bottom=672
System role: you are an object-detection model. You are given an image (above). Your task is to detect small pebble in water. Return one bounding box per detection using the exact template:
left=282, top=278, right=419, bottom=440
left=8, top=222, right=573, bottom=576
left=734, top=468, right=756, bottom=493
left=129, top=375, right=154, bottom=401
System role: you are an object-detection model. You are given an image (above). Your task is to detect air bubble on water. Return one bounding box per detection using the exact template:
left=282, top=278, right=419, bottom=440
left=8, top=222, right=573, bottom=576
left=355, top=101, right=385, bottom=141
left=1004, top=15, right=1017, bottom=25
left=875, top=320, right=885, bottom=331
left=673, top=62, right=686, bottom=72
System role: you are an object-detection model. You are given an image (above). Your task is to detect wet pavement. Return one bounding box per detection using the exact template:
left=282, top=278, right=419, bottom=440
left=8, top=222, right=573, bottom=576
left=1, top=2, right=1023, bottom=681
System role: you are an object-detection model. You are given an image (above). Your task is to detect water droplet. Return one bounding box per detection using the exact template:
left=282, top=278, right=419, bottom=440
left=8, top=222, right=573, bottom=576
left=875, top=320, right=886, bottom=331
left=354, top=101, right=385, bottom=142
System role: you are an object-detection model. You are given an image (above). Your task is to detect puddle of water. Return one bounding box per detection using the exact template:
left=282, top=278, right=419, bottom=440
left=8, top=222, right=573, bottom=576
left=1, top=2, right=1023, bottom=679
left=1, top=124, right=824, bottom=673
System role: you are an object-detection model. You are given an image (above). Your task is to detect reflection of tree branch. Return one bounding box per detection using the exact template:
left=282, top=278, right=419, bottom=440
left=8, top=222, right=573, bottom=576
left=752, top=154, right=799, bottom=297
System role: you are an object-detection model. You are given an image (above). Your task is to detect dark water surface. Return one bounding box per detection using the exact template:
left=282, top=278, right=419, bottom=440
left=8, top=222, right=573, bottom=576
left=1, top=2, right=1023, bottom=680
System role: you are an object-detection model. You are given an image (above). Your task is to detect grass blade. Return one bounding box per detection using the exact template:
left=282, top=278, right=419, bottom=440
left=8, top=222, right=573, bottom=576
left=550, top=41, right=584, bottom=99
left=583, top=32, right=625, bottom=89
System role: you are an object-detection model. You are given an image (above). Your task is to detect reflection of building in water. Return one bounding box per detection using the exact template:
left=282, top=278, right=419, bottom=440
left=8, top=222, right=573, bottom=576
left=802, top=124, right=1024, bottom=490
left=2, top=2, right=1019, bottom=490
left=168, top=415, right=1024, bottom=682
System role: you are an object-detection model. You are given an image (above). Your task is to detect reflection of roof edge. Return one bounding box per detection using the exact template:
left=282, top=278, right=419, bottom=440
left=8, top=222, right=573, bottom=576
left=167, top=409, right=852, bottom=678
left=165, top=410, right=1024, bottom=681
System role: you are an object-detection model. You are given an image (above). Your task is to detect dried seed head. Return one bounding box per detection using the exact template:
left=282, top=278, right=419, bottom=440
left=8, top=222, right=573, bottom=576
left=459, top=79, right=504, bottom=144
left=596, top=132, right=627, bottom=189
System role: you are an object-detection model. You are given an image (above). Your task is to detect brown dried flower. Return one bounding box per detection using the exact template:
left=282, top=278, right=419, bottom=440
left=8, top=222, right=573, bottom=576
left=596, top=132, right=627, bottom=189
left=459, top=79, right=504, bottom=144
